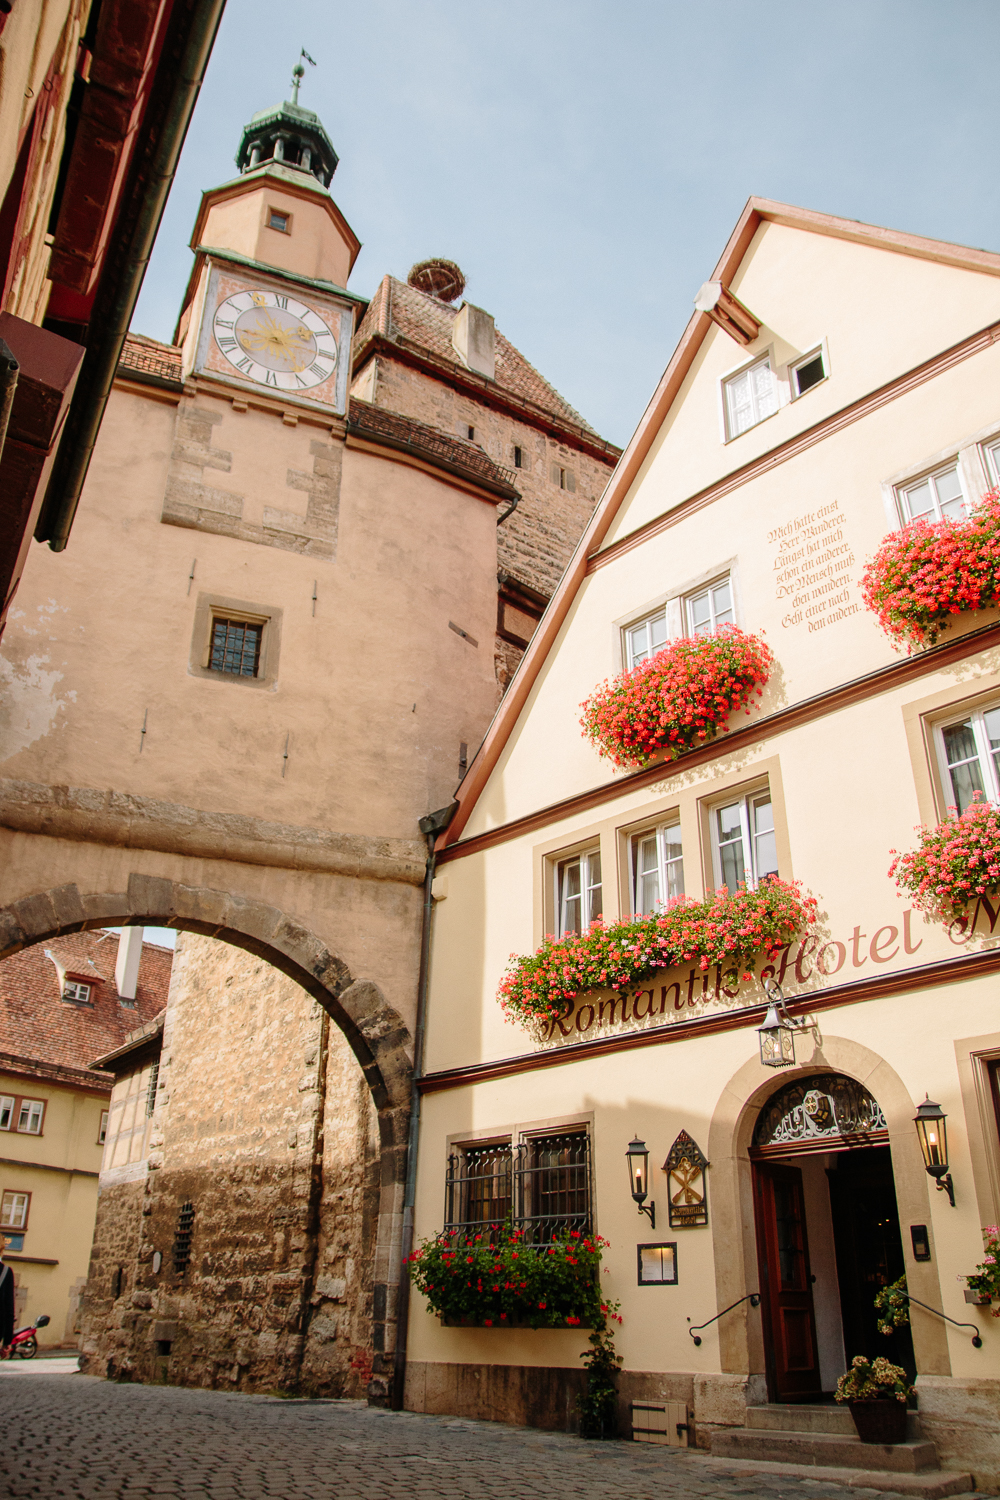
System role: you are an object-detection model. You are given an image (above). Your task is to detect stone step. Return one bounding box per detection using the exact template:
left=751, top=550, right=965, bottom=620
left=699, top=1454, right=975, bottom=1498
left=712, top=1428, right=939, bottom=1473
left=746, top=1404, right=923, bottom=1441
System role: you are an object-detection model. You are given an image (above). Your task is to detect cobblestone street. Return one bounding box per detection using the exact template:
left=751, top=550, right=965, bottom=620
left=0, top=1371, right=991, bottom=1500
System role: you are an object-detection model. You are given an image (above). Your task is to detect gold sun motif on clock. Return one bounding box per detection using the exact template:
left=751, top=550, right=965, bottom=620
left=212, top=288, right=340, bottom=394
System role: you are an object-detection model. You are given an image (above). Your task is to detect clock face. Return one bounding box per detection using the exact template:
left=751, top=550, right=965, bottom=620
left=211, top=288, right=339, bottom=392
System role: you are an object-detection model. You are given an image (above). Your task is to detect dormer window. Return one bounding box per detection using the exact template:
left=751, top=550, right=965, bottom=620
left=63, top=978, right=92, bottom=1004
left=267, top=210, right=289, bottom=234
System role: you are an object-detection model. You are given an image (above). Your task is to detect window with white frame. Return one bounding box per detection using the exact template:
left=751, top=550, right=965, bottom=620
left=790, top=347, right=826, bottom=398
left=711, top=789, right=778, bottom=891
left=936, top=705, right=1000, bottom=815
left=62, top=979, right=91, bottom=1003
left=632, top=821, right=684, bottom=914
left=0, top=1098, right=13, bottom=1131
left=685, top=574, right=734, bottom=636
left=99, top=1110, right=109, bottom=1145
left=556, top=849, right=602, bottom=936
left=17, top=1099, right=44, bottom=1135
left=723, top=356, right=778, bottom=440
left=983, top=438, right=1000, bottom=488
left=898, top=463, right=967, bottom=525
left=625, top=609, right=667, bottom=669
left=0, top=1190, right=29, bottom=1230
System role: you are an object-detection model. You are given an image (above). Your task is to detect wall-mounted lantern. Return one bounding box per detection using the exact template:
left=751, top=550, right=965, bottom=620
left=757, top=981, right=816, bottom=1069
left=626, top=1137, right=655, bottom=1227
left=914, top=1096, right=955, bottom=1207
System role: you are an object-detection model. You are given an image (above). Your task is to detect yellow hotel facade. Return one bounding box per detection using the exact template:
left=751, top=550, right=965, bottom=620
left=404, top=200, right=1000, bottom=1491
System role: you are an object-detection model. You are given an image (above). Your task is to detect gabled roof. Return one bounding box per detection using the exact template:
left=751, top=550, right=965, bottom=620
left=353, top=275, right=613, bottom=451
left=439, top=197, right=1000, bottom=850
left=117, top=333, right=183, bottom=388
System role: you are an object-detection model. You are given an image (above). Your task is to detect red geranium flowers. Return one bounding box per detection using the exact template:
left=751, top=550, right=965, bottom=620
left=580, top=626, right=774, bottom=770
left=889, top=795, right=1000, bottom=923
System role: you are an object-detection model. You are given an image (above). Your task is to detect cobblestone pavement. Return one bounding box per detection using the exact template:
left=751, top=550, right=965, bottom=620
left=0, top=1372, right=990, bottom=1500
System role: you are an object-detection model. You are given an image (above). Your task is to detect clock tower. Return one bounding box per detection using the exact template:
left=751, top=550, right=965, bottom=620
left=175, top=87, right=363, bottom=416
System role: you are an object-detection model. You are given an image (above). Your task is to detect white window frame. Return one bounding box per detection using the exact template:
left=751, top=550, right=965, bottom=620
left=62, top=979, right=91, bottom=1003
left=896, top=462, right=968, bottom=527
left=0, top=1190, right=29, bottom=1230
left=721, top=354, right=779, bottom=442
left=709, top=787, right=778, bottom=891
left=631, top=821, right=684, bottom=915
left=934, top=703, right=1000, bottom=816
left=554, top=848, right=603, bottom=937
left=983, top=438, right=1000, bottom=489
left=99, top=1110, right=109, bottom=1146
left=789, top=344, right=828, bottom=400
left=684, top=573, right=735, bottom=637
left=16, top=1099, right=44, bottom=1135
left=0, top=1097, right=13, bottom=1131
left=624, top=608, right=668, bottom=670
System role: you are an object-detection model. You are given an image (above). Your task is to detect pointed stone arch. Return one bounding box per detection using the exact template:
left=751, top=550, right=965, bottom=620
left=0, top=872, right=413, bottom=1402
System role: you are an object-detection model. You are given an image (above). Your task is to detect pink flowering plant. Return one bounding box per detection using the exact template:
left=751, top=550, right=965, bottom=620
left=580, top=626, right=774, bottom=770
left=862, top=487, right=1000, bottom=653
left=963, top=1226, right=1000, bottom=1312
left=406, top=1224, right=620, bottom=1330
left=498, top=879, right=816, bottom=1028
left=888, top=795, right=1000, bottom=924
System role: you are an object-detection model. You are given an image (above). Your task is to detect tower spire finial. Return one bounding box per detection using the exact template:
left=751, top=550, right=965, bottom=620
left=290, top=48, right=316, bottom=106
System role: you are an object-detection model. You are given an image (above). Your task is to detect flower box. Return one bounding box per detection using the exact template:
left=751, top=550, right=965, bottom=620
left=498, top=879, right=816, bottom=1029
left=862, top=487, right=1000, bottom=652
left=579, top=626, right=773, bottom=770
left=889, top=797, right=1000, bottom=924
left=964, top=1290, right=992, bottom=1306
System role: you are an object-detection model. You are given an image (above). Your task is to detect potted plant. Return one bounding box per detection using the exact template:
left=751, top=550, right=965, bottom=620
left=874, top=1275, right=910, bottom=1335
left=497, top=879, right=816, bottom=1030
left=834, top=1356, right=913, bottom=1444
left=579, top=625, right=774, bottom=770
left=862, top=486, right=1000, bottom=653
left=889, top=795, right=1000, bottom=926
left=962, top=1225, right=1000, bottom=1309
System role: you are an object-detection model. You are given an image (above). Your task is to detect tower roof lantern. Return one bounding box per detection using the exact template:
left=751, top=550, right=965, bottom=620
left=236, top=99, right=338, bottom=188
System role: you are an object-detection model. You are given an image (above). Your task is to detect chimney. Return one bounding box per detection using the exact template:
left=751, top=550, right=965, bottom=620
left=452, top=302, right=495, bottom=381
left=115, top=926, right=144, bottom=1001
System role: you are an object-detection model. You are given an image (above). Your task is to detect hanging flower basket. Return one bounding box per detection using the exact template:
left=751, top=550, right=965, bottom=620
left=406, top=1224, right=618, bottom=1330
left=580, top=626, right=774, bottom=771
left=497, top=879, right=816, bottom=1028
left=889, top=796, right=1000, bottom=924
left=862, top=487, right=1000, bottom=653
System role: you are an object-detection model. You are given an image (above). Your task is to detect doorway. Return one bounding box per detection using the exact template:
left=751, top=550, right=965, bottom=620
left=751, top=1073, right=915, bottom=1402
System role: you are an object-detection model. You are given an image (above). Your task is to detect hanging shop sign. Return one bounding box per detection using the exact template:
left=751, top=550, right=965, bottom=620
left=663, top=1130, right=709, bottom=1228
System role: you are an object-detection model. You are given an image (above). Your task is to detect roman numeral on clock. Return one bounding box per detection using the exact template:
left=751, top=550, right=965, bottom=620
left=310, top=362, right=330, bottom=380
left=265, top=371, right=278, bottom=386
left=275, top=296, right=288, bottom=309
left=237, top=357, right=252, bottom=372
left=215, top=318, right=234, bottom=328
left=218, top=337, right=237, bottom=352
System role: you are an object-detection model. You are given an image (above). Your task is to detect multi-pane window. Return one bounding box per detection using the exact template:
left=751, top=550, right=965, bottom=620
left=685, top=575, right=734, bottom=636
left=633, top=822, right=684, bottom=914
left=556, top=850, right=602, bottom=936
left=17, top=1100, right=44, bottom=1135
left=209, top=618, right=262, bottom=678
left=99, top=1111, right=109, bottom=1145
left=723, top=356, right=778, bottom=439
left=938, top=706, right=1000, bottom=814
left=62, top=980, right=91, bottom=1003
left=445, top=1130, right=592, bottom=1245
left=898, top=464, right=966, bottom=526
left=625, top=610, right=667, bottom=669
left=146, top=1061, right=160, bottom=1118
left=0, top=1097, right=13, bottom=1131
left=711, top=791, right=778, bottom=891
left=0, top=1190, right=29, bottom=1229
left=984, top=439, right=1000, bottom=488
left=790, top=348, right=826, bottom=398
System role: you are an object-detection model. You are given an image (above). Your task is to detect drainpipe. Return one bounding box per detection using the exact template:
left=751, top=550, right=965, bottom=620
left=391, top=799, right=458, bottom=1410
left=34, top=0, right=227, bottom=551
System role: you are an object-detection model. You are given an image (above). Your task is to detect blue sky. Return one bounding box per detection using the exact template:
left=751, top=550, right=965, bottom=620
left=133, top=0, right=1000, bottom=449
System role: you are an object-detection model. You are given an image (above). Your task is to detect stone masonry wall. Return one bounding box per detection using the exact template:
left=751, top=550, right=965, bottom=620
left=81, top=934, right=379, bottom=1394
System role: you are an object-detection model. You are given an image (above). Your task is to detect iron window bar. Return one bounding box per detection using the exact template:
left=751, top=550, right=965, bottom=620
left=209, top=618, right=262, bottom=677
left=444, top=1132, right=592, bottom=1246
left=894, top=1290, right=983, bottom=1348
left=688, top=1292, right=761, bottom=1345
left=172, top=1201, right=195, bottom=1278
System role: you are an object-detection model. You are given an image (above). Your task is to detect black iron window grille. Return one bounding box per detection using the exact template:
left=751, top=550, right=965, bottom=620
left=209, top=618, right=262, bottom=677
left=146, top=1060, right=159, bottom=1117
left=172, top=1201, right=195, bottom=1277
left=445, top=1131, right=592, bottom=1245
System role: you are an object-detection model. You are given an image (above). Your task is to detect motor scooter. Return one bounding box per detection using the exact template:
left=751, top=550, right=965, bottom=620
left=2, top=1313, right=50, bottom=1359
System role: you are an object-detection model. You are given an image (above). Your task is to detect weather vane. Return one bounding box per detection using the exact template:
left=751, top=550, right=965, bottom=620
left=290, top=48, right=317, bottom=106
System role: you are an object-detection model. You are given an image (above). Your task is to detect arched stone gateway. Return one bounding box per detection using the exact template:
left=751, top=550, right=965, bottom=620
left=0, top=873, right=414, bottom=1404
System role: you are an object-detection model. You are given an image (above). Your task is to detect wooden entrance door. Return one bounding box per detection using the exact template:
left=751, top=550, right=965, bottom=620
left=754, top=1162, right=822, bottom=1401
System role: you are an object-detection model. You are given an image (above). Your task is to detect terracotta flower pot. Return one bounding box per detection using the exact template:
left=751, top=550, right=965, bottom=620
left=848, top=1398, right=908, bottom=1445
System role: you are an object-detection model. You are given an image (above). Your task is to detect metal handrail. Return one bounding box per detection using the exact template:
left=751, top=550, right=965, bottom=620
left=688, top=1293, right=760, bottom=1346
left=897, top=1290, right=984, bottom=1348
